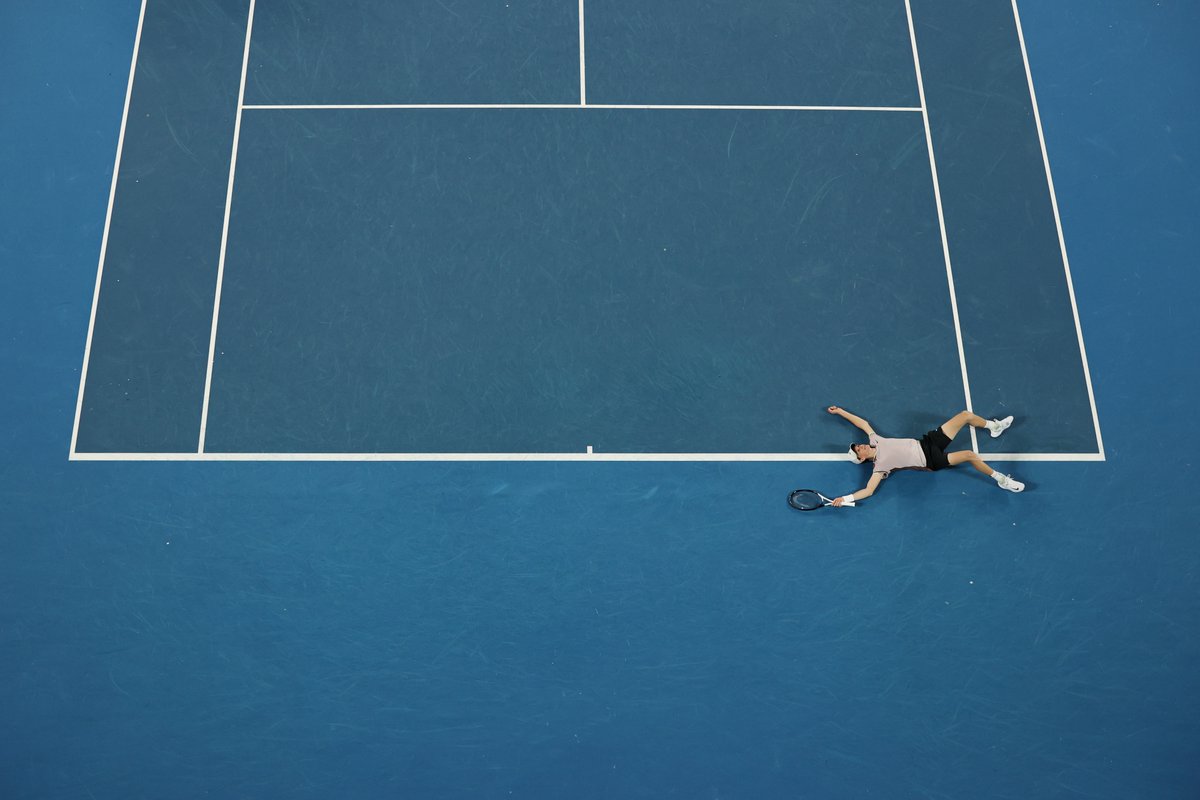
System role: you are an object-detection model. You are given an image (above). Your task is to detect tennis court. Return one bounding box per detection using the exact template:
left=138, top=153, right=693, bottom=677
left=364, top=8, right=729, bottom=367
left=3, top=1, right=1198, bottom=797
left=73, top=0, right=1099, bottom=458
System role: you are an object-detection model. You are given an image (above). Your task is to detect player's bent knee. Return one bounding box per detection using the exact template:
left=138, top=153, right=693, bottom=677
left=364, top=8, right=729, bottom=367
left=947, top=450, right=978, bottom=467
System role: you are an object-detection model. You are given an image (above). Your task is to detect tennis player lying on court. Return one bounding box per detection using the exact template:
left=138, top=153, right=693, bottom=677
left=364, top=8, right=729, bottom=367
left=827, top=405, right=1024, bottom=506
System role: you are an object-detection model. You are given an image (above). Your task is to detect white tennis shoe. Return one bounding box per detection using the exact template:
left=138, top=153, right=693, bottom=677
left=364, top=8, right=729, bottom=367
left=996, top=474, right=1025, bottom=492
left=987, top=415, right=1014, bottom=438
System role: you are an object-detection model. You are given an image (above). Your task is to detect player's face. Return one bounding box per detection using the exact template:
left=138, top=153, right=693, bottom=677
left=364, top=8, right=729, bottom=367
left=852, top=444, right=874, bottom=462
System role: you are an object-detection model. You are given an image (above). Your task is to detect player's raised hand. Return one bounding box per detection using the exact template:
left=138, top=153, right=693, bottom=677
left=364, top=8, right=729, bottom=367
left=827, top=406, right=843, bottom=415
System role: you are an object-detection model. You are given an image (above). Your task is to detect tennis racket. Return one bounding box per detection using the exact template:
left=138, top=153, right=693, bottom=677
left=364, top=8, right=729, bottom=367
left=787, top=489, right=854, bottom=511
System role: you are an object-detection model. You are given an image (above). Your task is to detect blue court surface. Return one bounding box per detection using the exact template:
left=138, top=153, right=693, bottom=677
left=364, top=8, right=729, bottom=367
left=2, top=1, right=1198, bottom=797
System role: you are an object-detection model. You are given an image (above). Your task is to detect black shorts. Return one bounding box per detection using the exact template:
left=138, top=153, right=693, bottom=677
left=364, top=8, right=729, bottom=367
left=919, top=428, right=953, bottom=471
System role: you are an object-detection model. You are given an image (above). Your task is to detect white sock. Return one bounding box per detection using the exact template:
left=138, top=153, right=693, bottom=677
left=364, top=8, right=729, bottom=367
left=991, top=471, right=1006, bottom=483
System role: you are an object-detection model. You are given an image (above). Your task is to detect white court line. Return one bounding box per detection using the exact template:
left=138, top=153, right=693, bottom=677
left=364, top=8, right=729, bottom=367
left=68, top=451, right=1104, bottom=463
left=578, top=0, right=587, bottom=105
left=69, top=0, right=149, bottom=459
left=1011, top=0, right=1105, bottom=459
left=241, top=103, right=923, bottom=112
left=903, top=0, right=979, bottom=454
left=197, top=0, right=257, bottom=453
left=974, top=452, right=1104, bottom=462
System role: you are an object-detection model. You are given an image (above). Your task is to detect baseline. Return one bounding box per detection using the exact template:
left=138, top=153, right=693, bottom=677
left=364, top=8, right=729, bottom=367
left=241, top=103, right=923, bottom=112
left=68, top=452, right=1103, bottom=463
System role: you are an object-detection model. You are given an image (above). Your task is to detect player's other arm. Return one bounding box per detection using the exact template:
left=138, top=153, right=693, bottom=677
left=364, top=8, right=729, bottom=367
left=832, top=473, right=883, bottom=506
left=826, top=405, right=875, bottom=436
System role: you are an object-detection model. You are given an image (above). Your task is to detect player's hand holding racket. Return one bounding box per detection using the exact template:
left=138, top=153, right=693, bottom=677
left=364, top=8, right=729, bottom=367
left=788, top=489, right=854, bottom=511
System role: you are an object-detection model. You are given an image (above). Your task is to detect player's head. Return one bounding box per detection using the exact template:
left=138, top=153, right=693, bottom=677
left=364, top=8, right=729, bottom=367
left=848, top=443, right=875, bottom=464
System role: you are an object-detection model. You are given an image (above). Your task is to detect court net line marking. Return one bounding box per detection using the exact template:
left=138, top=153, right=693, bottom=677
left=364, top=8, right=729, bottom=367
left=241, top=103, right=923, bottom=112
left=69, top=452, right=1105, bottom=463
left=903, top=0, right=979, bottom=455
left=1011, top=0, right=1105, bottom=459
left=69, top=0, right=149, bottom=459
left=197, top=0, right=257, bottom=454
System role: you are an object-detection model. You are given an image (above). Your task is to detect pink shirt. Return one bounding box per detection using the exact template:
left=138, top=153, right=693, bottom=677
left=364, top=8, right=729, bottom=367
left=868, top=432, right=927, bottom=477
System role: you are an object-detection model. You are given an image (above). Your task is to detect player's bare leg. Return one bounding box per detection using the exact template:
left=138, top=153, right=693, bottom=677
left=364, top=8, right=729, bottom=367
left=948, top=449, right=994, bottom=475
left=948, top=450, right=1025, bottom=492
left=941, top=410, right=1013, bottom=440
left=940, top=410, right=987, bottom=440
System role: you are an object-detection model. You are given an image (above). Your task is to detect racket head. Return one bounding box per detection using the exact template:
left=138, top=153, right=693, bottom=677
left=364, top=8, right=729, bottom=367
left=787, top=489, right=830, bottom=511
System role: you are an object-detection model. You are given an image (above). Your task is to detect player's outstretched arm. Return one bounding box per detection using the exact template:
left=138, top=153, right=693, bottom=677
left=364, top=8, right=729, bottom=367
left=832, top=473, right=883, bottom=506
left=826, top=406, right=875, bottom=435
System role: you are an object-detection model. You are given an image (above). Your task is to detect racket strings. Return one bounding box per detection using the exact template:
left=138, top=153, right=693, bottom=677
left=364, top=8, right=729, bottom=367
left=788, top=489, right=828, bottom=511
